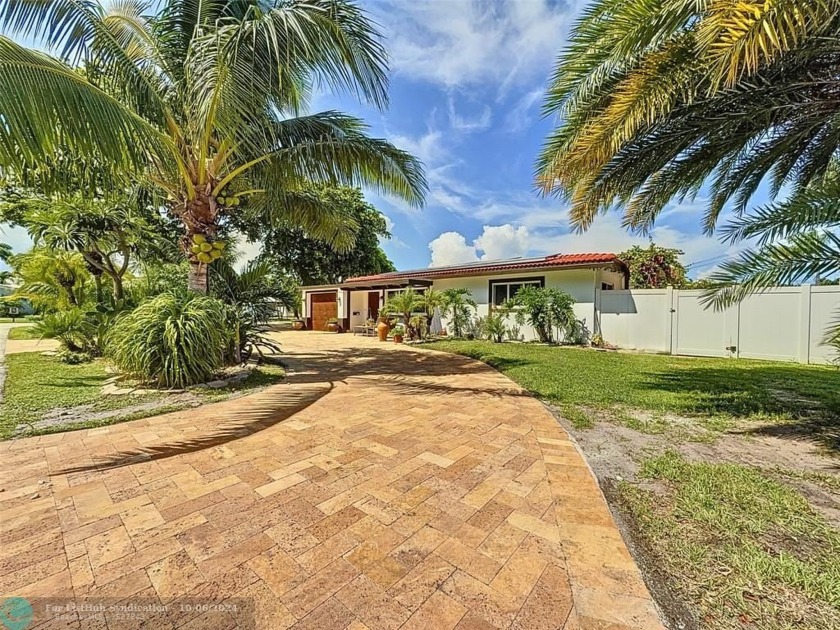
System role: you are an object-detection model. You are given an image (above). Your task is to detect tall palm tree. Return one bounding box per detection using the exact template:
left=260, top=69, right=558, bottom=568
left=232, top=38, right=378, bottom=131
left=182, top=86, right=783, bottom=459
left=538, top=0, right=840, bottom=234
left=0, top=0, right=426, bottom=293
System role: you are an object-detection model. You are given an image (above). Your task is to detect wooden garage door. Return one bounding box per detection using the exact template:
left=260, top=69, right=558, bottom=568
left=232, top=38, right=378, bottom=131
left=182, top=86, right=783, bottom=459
left=310, top=292, right=338, bottom=331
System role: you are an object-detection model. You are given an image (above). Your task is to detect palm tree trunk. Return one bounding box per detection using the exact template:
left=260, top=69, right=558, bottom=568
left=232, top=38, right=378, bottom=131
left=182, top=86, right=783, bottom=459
left=181, top=190, right=219, bottom=295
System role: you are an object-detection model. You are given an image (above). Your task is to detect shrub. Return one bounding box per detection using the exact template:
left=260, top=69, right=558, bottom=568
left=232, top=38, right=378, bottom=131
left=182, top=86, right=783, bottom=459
left=477, top=313, right=507, bottom=343
left=33, top=309, right=96, bottom=354
left=513, top=286, right=580, bottom=344
left=107, top=293, right=230, bottom=388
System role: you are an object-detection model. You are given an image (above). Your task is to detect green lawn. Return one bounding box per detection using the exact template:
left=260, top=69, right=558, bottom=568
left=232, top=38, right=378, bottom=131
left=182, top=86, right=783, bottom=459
left=7, top=326, right=39, bottom=340
left=0, top=352, right=284, bottom=439
left=620, top=452, right=840, bottom=629
left=429, top=341, right=840, bottom=444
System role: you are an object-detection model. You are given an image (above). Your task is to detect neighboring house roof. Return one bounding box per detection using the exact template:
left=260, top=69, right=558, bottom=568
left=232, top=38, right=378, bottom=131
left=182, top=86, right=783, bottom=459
left=340, top=253, right=627, bottom=288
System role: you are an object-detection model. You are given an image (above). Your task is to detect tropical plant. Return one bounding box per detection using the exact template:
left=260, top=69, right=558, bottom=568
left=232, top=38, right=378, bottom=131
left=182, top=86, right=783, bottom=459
left=8, top=191, right=155, bottom=302
left=538, top=0, right=840, bottom=234
left=0, top=243, right=12, bottom=263
left=441, top=288, right=477, bottom=338
left=10, top=248, right=91, bottom=310
left=0, top=270, right=14, bottom=284
left=477, top=313, right=507, bottom=343
left=420, top=288, right=446, bottom=317
left=512, top=286, right=578, bottom=344
left=618, top=244, right=690, bottom=289
left=0, top=0, right=426, bottom=293
left=256, top=185, right=397, bottom=285
left=211, top=259, right=289, bottom=362
left=33, top=309, right=96, bottom=355
left=381, top=289, right=425, bottom=340
left=107, top=292, right=229, bottom=388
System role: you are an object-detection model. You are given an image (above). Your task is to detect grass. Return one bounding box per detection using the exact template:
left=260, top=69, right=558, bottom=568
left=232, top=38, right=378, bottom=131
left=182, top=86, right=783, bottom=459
left=0, top=352, right=285, bottom=439
left=429, top=341, right=840, bottom=448
left=619, top=451, right=840, bottom=629
left=7, top=326, right=39, bottom=340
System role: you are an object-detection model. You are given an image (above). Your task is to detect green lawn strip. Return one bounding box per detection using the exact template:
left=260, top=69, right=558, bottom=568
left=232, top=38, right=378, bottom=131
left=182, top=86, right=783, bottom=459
left=618, top=451, right=840, bottom=629
left=0, top=353, right=285, bottom=439
left=6, top=326, right=39, bottom=340
left=429, top=341, right=840, bottom=433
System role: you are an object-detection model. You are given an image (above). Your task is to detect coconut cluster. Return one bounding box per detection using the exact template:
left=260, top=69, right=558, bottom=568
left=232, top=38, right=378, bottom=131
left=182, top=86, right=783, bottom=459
left=189, top=234, right=226, bottom=264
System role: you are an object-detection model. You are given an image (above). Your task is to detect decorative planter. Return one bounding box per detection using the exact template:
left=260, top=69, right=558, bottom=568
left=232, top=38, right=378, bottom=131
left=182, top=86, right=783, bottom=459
left=292, top=319, right=305, bottom=331
left=393, top=334, right=404, bottom=344
left=326, top=322, right=340, bottom=333
left=376, top=320, right=389, bottom=342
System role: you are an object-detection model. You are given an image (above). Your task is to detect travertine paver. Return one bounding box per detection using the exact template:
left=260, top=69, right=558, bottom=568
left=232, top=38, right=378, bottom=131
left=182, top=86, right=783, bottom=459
left=0, top=331, right=663, bottom=629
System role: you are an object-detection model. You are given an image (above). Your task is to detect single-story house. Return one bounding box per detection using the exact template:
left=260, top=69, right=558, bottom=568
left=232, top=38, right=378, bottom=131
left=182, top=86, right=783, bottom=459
left=300, top=252, right=629, bottom=338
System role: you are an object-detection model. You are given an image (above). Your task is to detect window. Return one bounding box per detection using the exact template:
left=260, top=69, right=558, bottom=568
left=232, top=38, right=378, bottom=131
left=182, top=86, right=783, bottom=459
left=490, top=278, right=543, bottom=306
left=601, top=282, right=614, bottom=291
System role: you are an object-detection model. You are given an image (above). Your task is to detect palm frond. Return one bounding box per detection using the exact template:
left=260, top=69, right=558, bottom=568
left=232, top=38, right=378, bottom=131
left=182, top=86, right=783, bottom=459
left=702, top=231, right=840, bottom=309
left=0, top=37, right=178, bottom=180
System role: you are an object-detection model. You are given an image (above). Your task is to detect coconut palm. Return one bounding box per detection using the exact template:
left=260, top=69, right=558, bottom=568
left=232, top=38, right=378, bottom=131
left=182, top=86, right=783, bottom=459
left=538, top=0, right=840, bottom=234
left=0, top=0, right=426, bottom=293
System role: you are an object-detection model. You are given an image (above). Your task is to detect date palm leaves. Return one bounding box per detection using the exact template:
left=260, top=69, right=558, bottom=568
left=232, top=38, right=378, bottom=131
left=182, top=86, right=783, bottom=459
left=538, top=0, right=840, bottom=235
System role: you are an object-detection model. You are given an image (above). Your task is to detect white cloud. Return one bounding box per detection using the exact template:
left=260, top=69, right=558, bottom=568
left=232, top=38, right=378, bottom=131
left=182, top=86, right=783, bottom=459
left=427, top=213, right=746, bottom=276
left=447, top=97, right=492, bottom=133
left=503, top=88, right=544, bottom=133
left=475, top=224, right=530, bottom=260
left=371, top=0, right=582, bottom=90
left=429, top=231, right=479, bottom=267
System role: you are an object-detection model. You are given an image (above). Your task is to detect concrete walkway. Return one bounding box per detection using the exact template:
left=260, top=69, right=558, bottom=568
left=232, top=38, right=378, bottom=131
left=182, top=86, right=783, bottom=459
left=0, top=332, right=662, bottom=629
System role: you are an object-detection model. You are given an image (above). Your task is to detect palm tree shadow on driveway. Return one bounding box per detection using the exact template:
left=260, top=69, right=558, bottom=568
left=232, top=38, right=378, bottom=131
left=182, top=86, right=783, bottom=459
left=56, top=344, right=501, bottom=475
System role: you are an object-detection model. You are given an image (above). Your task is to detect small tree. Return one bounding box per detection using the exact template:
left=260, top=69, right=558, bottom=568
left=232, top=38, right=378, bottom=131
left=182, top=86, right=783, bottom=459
left=513, top=286, right=578, bottom=344
left=441, top=288, right=477, bottom=338
left=618, top=244, right=689, bottom=289
left=381, top=289, right=425, bottom=339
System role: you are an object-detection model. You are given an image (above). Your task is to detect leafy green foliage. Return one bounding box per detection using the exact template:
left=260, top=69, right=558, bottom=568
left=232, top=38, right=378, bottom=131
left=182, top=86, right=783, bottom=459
left=511, top=286, right=578, bottom=344
left=107, top=293, right=230, bottom=388
left=538, top=0, right=840, bottom=234
left=476, top=313, right=507, bottom=343
left=254, top=185, right=396, bottom=285
left=9, top=248, right=92, bottom=311
left=381, top=288, right=426, bottom=340
left=0, top=0, right=426, bottom=292
left=210, top=259, right=288, bottom=362
left=703, top=164, right=840, bottom=312
left=618, top=244, right=690, bottom=289
left=441, top=288, right=477, bottom=338
left=33, top=309, right=96, bottom=355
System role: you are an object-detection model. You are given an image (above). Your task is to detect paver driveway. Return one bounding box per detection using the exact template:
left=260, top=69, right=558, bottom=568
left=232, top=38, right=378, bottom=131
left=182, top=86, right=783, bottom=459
left=0, top=332, right=663, bottom=629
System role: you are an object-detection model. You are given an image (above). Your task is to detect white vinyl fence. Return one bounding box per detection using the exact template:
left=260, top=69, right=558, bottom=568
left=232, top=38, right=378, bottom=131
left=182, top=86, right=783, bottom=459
left=595, top=285, right=840, bottom=365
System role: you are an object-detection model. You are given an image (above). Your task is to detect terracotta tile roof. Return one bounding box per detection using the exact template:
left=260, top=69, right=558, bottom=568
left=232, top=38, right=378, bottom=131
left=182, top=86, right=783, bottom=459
left=343, top=252, right=626, bottom=285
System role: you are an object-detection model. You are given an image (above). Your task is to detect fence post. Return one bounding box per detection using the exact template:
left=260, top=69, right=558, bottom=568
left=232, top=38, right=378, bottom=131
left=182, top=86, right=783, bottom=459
left=798, top=284, right=812, bottom=364
left=667, top=286, right=676, bottom=355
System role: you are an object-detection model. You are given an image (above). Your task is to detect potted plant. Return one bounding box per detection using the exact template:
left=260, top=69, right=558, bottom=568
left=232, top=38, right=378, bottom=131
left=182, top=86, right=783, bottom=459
left=292, top=318, right=306, bottom=330
left=392, top=322, right=406, bottom=344
left=325, top=317, right=341, bottom=333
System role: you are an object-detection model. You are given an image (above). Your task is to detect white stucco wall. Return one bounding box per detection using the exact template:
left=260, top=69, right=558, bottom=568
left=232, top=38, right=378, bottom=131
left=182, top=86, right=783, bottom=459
left=433, top=268, right=601, bottom=341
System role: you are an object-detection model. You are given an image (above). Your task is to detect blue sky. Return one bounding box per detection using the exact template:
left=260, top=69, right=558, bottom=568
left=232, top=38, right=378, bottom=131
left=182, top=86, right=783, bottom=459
left=2, top=0, right=756, bottom=277
left=308, top=0, right=755, bottom=277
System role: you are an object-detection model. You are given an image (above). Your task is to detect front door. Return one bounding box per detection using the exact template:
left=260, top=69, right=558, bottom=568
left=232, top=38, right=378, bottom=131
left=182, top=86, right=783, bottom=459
left=367, top=291, right=380, bottom=320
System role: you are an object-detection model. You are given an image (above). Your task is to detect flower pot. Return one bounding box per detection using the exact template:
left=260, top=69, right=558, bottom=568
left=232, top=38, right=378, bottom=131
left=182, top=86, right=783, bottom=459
left=393, top=334, right=404, bottom=344
left=326, top=322, right=340, bottom=333
left=292, top=319, right=305, bottom=331
left=376, top=320, right=389, bottom=342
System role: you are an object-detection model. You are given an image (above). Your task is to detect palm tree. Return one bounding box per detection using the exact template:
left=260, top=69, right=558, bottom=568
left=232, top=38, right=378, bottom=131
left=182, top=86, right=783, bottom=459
left=703, top=162, right=840, bottom=309
left=0, top=0, right=426, bottom=293
left=441, top=288, right=476, bottom=338
left=10, top=248, right=91, bottom=310
left=420, top=288, right=445, bottom=317
left=538, top=0, right=840, bottom=234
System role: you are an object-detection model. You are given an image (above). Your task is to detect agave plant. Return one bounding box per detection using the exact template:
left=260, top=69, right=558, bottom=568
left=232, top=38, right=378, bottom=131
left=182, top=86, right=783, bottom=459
left=0, top=0, right=426, bottom=293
